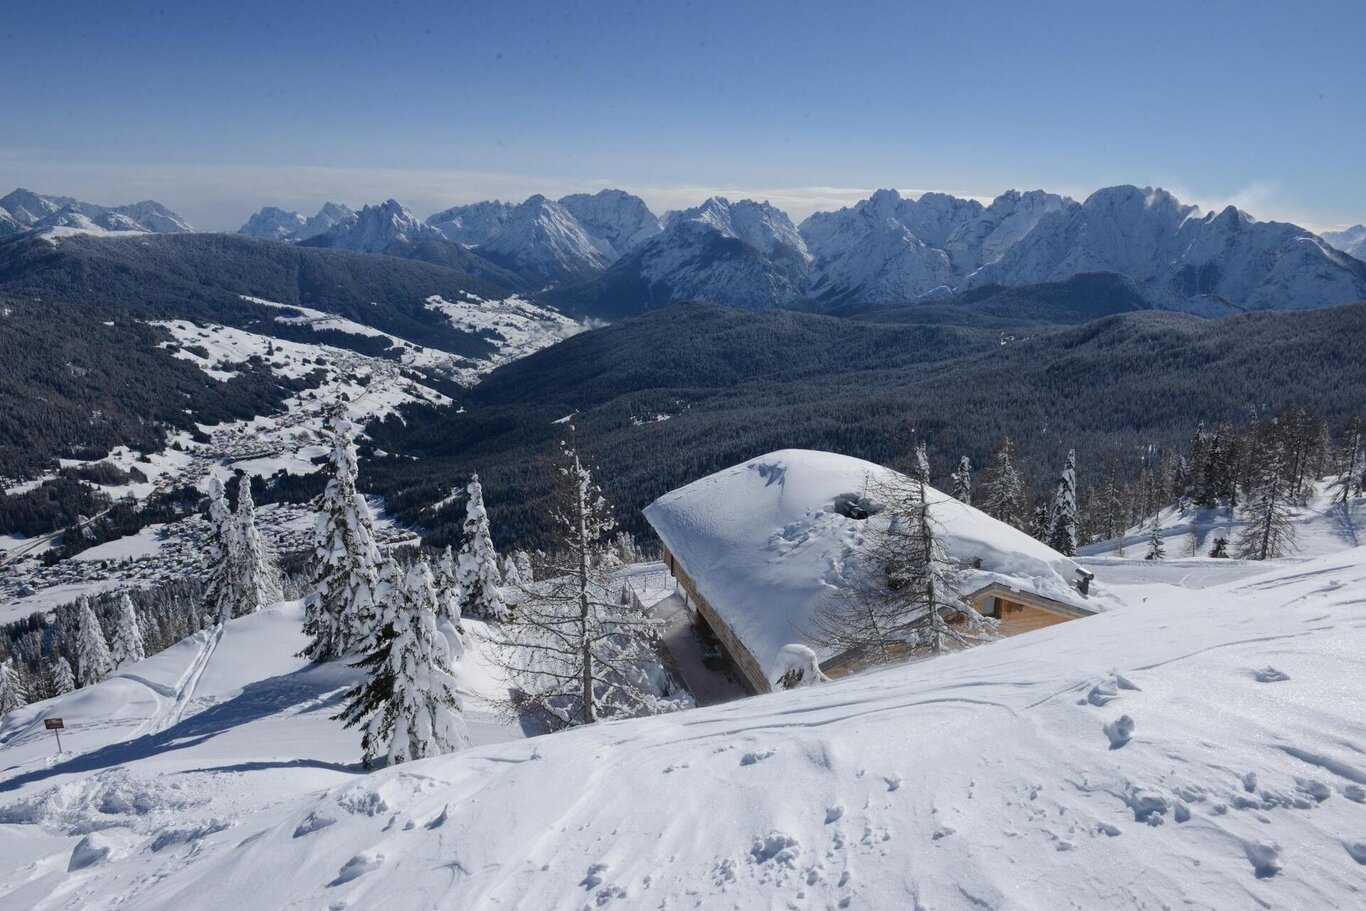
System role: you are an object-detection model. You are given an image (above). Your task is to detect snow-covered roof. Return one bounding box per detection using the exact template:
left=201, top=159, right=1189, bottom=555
left=644, top=449, right=1113, bottom=677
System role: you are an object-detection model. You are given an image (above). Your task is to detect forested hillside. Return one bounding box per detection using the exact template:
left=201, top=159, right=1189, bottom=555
left=0, top=232, right=514, bottom=357
left=367, top=300, right=1366, bottom=547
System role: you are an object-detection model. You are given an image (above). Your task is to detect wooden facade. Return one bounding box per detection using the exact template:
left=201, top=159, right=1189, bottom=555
left=662, top=544, right=773, bottom=694
left=659, top=548, right=1095, bottom=695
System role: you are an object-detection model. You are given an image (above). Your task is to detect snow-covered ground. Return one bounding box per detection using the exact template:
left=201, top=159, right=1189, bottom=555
left=2, top=495, right=1364, bottom=908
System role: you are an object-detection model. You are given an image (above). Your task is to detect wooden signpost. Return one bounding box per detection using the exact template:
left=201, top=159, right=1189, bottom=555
left=44, top=717, right=64, bottom=753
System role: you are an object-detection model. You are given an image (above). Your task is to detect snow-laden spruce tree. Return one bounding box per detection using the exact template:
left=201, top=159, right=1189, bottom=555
left=812, top=468, right=998, bottom=664
left=1048, top=449, right=1079, bottom=557
left=0, top=659, right=28, bottom=715
left=1144, top=519, right=1166, bottom=561
left=979, top=437, right=1026, bottom=528
left=76, top=599, right=114, bottom=687
left=492, top=430, right=671, bottom=728
left=951, top=456, right=972, bottom=505
left=336, top=559, right=466, bottom=769
left=110, top=592, right=146, bottom=668
left=305, top=418, right=382, bottom=660
left=1031, top=503, right=1052, bottom=542
left=232, top=475, right=281, bottom=616
left=433, top=545, right=462, bottom=627
left=47, top=656, right=76, bottom=696
left=910, top=441, right=931, bottom=484
left=201, top=477, right=241, bottom=626
left=457, top=474, right=507, bottom=621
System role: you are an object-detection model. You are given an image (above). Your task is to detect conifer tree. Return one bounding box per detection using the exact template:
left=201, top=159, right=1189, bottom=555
left=0, top=658, right=28, bottom=715
left=910, top=441, right=931, bottom=484
left=110, top=592, right=146, bottom=668
left=47, top=656, right=76, bottom=696
left=980, top=437, right=1026, bottom=528
left=305, top=418, right=382, bottom=660
left=492, top=429, right=667, bottom=727
left=76, top=599, right=114, bottom=687
left=812, top=469, right=997, bottom=662
left=232, top=475, right=281, bottom=616
left=1144, top=518, right=1165, bottom=561
left=201, top=477, right=240, bottom=626
left=457, top=474, right=506, bottom=621
left=951, top=456, right=972, bottom=505
left=1031, top=503, right=1052, bottom=542
left=337, top=560, right=466, bottom=769
left=433, top=545, right=462, bottom=626
left=1048, top=449, right=1079, bottom=557
left=1330, top=422, right=1362, bottom=506
left=1236, top=445, right=1297, bottom=561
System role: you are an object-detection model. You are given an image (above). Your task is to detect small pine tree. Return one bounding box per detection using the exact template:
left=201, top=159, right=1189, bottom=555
left=337, top=560, right=466, bottom=769
left=1031, top=503, right=1052, bottom=542
left=1236, top=464, right=1297, bottom=561
left=0, top=659, right=28, bottom=715
left=980, top=437, right=1026, bottom=528
left=47, top=656, right=76, bottom=696
left=1048, top=450, right=1079, bottom=557
left=232, top=475, right=281, bottom=616
left=457, top=474, right=506, bottom=621
left=201, top=477, right=240, bottom=625
left=1209, top=536, right=1230, bottom=558
left=76, top=600, right=114, bottom=687
left=951, top=456, right=972, bottom=505
left=910, top=441, right=931, bottom=484
left=433, top=545, right=462, bottom=627
left=110, top=592, right=146, bottom=668
left=492, top=429, right=669, bottom=727
left=305, top=418, right=382, bottom=660
left=1144, top=519, right=1165, bottom=561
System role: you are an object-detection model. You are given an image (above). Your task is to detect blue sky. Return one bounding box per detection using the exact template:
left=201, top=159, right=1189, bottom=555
left=3, top=0, right=1362, bottom=230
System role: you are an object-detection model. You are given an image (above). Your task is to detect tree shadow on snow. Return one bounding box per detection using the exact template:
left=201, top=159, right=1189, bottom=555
left=0, top=666, right=354, bottom=793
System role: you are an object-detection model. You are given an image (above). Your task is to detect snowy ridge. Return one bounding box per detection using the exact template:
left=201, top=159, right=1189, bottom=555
left=237, top=203, right=355, bottom=242
left=0, top=188, right=193, bottom=237
left=968, top=186, right=1366, bottom=310
left=306, top=199, right=445, bottom=253
left=1322, top=224, right=1366, bottom=260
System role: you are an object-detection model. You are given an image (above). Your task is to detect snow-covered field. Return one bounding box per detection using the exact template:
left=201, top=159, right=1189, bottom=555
left=2, top=499, right=1364, bottom=908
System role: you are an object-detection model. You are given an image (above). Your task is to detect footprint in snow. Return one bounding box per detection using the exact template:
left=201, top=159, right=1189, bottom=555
left=1104, top=715, right=1135, bottom=749
left=1346, top=840, right=1366, bottom=865
left=740, top=748, right=775, bottom=766
left=1254, top=666, right=1290, bottom=683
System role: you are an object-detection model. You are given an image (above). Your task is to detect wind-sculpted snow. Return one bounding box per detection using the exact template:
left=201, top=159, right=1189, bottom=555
left=3, top=515, right=1366, bottom=906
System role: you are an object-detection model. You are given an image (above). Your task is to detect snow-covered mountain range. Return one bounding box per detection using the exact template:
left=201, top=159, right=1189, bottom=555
left=0, top=189, right=193, bottom=237
left=1323, top=224, right=1366, bottom=260
left=237, top=202, right=355, bottom=242
left=557, top=186, right=1366, bottom=315
left=15, top=182, right=1366, bottom=315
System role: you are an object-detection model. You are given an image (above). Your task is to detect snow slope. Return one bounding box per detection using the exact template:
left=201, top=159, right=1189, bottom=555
left=3, top=537, right=1364, bottom=908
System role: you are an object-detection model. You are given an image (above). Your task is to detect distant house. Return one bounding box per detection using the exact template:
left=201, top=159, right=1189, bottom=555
left=644, top=449, right=1112, bottom=694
